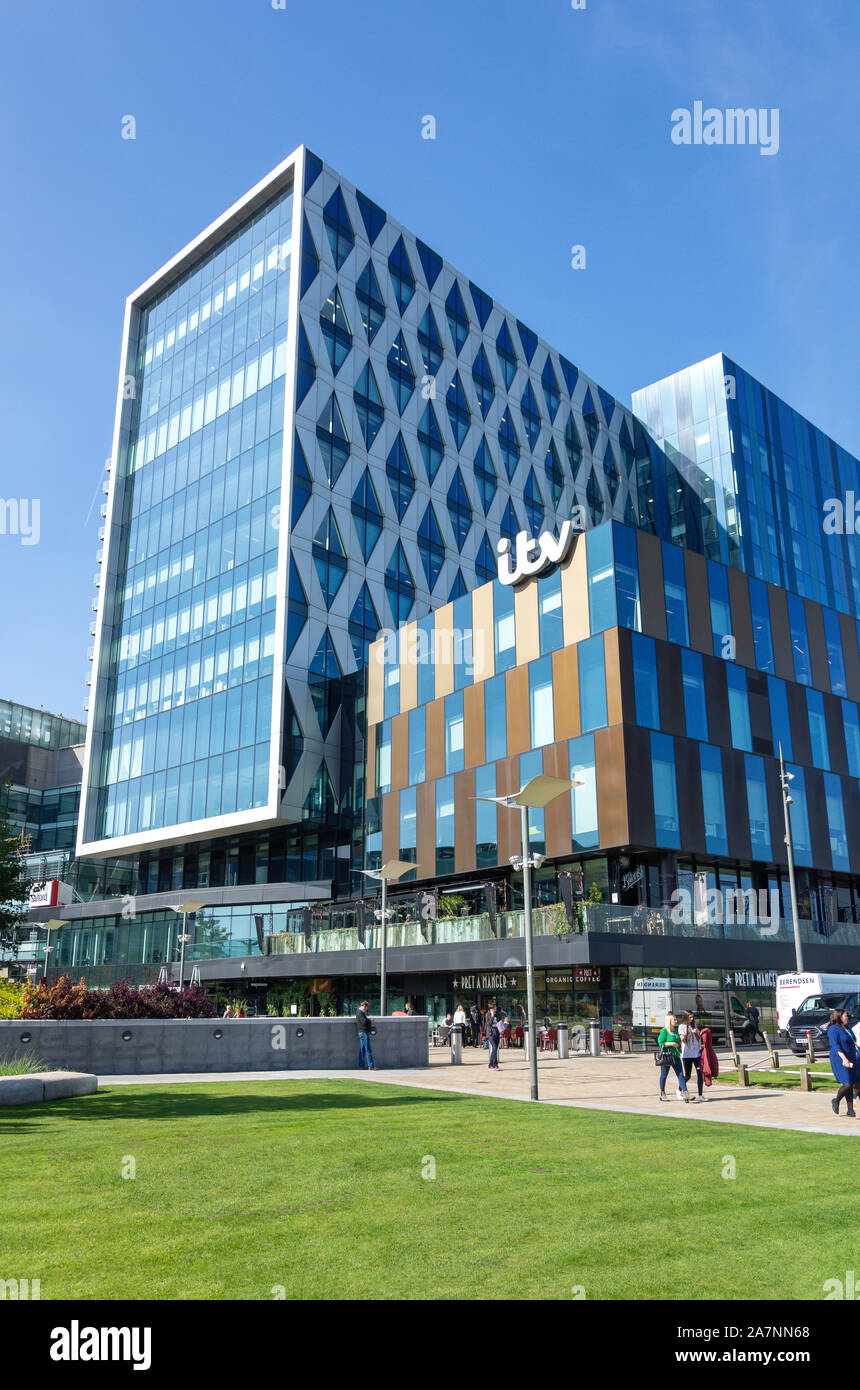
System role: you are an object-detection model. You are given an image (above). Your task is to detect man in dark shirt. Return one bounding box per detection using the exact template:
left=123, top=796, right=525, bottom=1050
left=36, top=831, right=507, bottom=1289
left=356, top=1001, right=376, bottom=1070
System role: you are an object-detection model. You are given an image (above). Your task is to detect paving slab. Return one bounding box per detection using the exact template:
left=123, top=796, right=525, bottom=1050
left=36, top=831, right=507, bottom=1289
left=95, top=1046, right=857, bottom=1137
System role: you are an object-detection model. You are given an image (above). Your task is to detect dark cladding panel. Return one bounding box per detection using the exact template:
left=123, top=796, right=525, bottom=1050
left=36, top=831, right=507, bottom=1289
left=844, top=777, right=860, bottom=874
left=785, top=682, right=812, bottom=767
left=767, top=585, right=794, bottom=681
left=805, top=768, right=831, bottom=871
left=722, top=747, right=752, bottom=861
left=595, top=724, right=628, bottom=848
left=674, top=736, right=706, bottom=856
left=823, top=692, right=848, bottom=777
left=805, top=600, right=830, bottom=693
left=684, top=550, right=712, bottom=655
left=416, top=781, right=436, bottom=879
left=656, top=640, right=684, bottom=738
left=454, top=768, right=476, bottom=874
left=747, top=669, right=773, bottom=756
left=703, top=655, right=731, bottom=749
left=727, top=568, right=755, bottom=668
left=839, top=612, right=860, bottom=702
left=619, top=724, right=649, bottom=847
left=544, top=741, right=572, bottom=858
left=764, top=757, right=788, bottom=869
left=637, top=530, right=667, bottom=642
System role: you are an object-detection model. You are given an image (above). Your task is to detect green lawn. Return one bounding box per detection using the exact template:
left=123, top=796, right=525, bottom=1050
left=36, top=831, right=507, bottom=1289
left=0, top=1079, right=852, bottom=1300
left=722, top=1064, right=840, bottom=1090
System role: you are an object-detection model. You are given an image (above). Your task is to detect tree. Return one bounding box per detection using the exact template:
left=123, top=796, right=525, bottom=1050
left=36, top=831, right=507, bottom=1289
left=0, top=792, right=30, bottom=960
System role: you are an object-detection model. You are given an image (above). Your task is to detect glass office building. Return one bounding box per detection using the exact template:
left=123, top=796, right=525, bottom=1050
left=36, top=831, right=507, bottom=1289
left=19, top=148, right=857, bottom=1020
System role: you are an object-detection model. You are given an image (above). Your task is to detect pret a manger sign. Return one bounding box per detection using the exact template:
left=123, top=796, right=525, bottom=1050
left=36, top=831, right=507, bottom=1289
left=497, top=520, right=576, bottom=586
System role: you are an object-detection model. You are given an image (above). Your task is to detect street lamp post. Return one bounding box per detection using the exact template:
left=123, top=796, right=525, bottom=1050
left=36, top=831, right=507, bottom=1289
left=360, top=861, right=414, bottom=1014
left=169, top=900, right=206, bottom=989
left=40, top=918, right=65, bottom=980
left=475, top=774, right=579, bottom=1101
left=778, top=745, right=804, bottom=973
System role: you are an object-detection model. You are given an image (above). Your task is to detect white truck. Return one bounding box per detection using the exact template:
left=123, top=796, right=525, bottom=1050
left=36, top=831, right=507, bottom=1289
left=632, top=977, right=748, bottom=1041
left=776, top=972, right=860, bottom=1037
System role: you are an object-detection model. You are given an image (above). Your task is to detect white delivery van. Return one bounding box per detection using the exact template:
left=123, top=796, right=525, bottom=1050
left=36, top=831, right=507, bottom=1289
left=776, top=973, right=860, bottom=1036
left=632, top=977, right=747, bottom=1041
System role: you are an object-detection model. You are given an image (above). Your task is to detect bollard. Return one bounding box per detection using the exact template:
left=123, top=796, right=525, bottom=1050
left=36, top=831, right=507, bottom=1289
left=728, top=1029, right=740, bottom=1070
left=806, top=1032, right=816, bottom=1066
left=588, top=1019, right=600, bottom=1057
left=762, top=1033, right=780, bottom=1069
left=557, top=1021, right=570, bottom=1060
left=524, top=1028, right=531, bottom=1063
left=450, top=1023, right=463, bottom=1065
left=738, top=1062, right=749, bottom=1087
left=799, top=1065, right=812, bottom=1092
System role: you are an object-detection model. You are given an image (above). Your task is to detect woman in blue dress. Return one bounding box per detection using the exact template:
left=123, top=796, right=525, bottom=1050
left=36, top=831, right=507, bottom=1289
left=828, top=1009, right=858, bottom=1118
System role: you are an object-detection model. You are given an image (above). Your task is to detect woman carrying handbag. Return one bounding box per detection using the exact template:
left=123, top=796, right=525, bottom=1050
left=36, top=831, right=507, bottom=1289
left=656, top=1012, right=690, bottom=1102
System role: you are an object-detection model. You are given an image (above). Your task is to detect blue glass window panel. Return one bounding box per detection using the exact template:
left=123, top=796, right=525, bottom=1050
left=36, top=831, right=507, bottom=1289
left=681, top=648, right=708, bottom=741
left=416, top=613, right=435, bottom=705
left=300, top=214, right=319, bottom=296
left=806, top=688, right=830, bottom=769
left=538, top=568, right=564, bottom=654
left=474, top=438, right=497, bottom=512
left=348, top=583, right=380, bottom=667
left=316, top=392, right=350, bottom=486
left=290, top=434, right=312, bottom=526
left=468, top=281, right=493, bottom=329
left=541, top=356, right=561, bottom=421
left=579, top=634, right=607, bottom=733
left=351, top=469, right=382, bottom=561
left=387, top=235, right=415, bottom=314
left=399, top=786, right=417, bottom=861
left=471, top=344, right=495, bottom=420
left=787, top=593, right=812, bottom=686
left=581, top=386, right=600, bottom=451
left=662, top=542, right=689, bottom=647
left=387, top=332, right=415, bottom=414
left=586, top=524, right=616, bottom=633
left=355, top=189, right=386, bottom=244
left=384, top=541, right=414, bottom=626
left=435, top=775, right=455, bottom=875
left=376, top=719, right=392, bottom=794
left=418, top=306, right=443, bottom=377
left=523, top=467, right=544, bottom=534
left=842, top=699, right=860, bottom=778
left=296, top=319, right=316, bottom=404
left=564, top=415, right=582, bottom=474
left=319, top=287, right=351, bottom=373
left=559, top=356, right=578, bottom=397
left=484, top=673, right=508, bottom=763
left=383, top=654, right=400, bottom=719
left=415, top=239, right=442, bottom=290
left=520, top=380, right=542, bottom=450
left=353, top=362, right=384, bottom=448
left=651, top=731, right=680, bottom=849
left=312, top=508, right=347, bottom=607
left=444, top=691, right=465, bottom=774
left=519, top=747, right=545, bottom=853
left=417, top=504, right=445, bottom=590
left=748, top=577, right=775, bottom=674
left=475, top=532, right=496, bottom=585
left=786, top=764, right=812, bottom=865
left=452, top=592, right=473, bottom=691
left=822, top=608, right=847, bottom=697
left=447, top=468, right=472, bottom=551
left=768, top=676, right=793, bottom=761
left=386, top=434, right=414, bottom=520
left=824, top=772, right=850, bottom=871
left=726, top=663, right=752, bottom=751
left=355, top=260, right=385, bottom=342
left=493, top=581, right=516, bottom=673
left=529, top=654, right=555, bottom=748
left=744, top=754, right=771, bottom=859
left=475, top=762, right=497, bottom=866
left=613, top=522, right=641, bottom=630
left=495, top=320, right=517, bottom=389
left=500, top=498, right=520, bottom=545
left=417, top=402, right=444, bottom=483
left=323, top=187, right=354, bottom=270
left=632, top=632, right=660, bottom=730
left=708, top=560, right=732, bottom=659
left=569, top=733, right=598, bottom=849
left=445, top=372, right=471, bottom=451
left=408, top=707, right=426, bottom=786
left=545, top=440, right=564, bottom=507
left=699, top=743, right=728, bottom=856
left=445, top=280, right=470, bottom=355
left=516, top=320, right=538, bottom=365
left=304, top=151, right=322, bottom=192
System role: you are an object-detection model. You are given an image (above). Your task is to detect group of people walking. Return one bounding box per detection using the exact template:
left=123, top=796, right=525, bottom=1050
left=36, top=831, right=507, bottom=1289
left=656, top=1011, right=719, bottom=1102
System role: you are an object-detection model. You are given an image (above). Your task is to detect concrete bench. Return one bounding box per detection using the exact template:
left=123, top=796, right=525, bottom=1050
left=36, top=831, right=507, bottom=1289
left=0, top=1072, right=98, bottom=1106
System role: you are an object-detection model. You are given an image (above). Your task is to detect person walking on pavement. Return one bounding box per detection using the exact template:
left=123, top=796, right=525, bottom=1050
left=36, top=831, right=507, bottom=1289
left=679, top=1011, right=706, bottom=1101
left=828, top=1009, right=858, bottom=1117
left=486, top=1004, right=501, bottom=1071
left=356, top=1000, right=376, bottom=1070
left=469, top=1003, right=482, bottom=1046
left=657, top=1012, right=690, bottom=1103
left=745, top=1001, right=765, bottom=1045
left=700, top=1025, right=720, bottom=1090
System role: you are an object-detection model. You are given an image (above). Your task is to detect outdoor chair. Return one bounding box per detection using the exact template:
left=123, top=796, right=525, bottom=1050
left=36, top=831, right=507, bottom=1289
left=600, top=1028, right=615, bottom=1053
left=617, top=1027, right=632, bottom=1052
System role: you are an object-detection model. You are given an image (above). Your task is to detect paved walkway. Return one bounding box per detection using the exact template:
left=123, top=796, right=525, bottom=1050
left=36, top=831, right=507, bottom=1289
left=97, top=1044, right=857, bottom=1138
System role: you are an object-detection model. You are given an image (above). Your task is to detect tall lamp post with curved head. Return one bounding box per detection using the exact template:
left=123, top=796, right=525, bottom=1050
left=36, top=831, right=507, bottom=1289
left=40, top=919, right=66, bottom=980
left=475, top=774, right=579, bottom=1101
left=169, top=900, right=206, bottom=989
left=360, top=861, right=414, bottom=1014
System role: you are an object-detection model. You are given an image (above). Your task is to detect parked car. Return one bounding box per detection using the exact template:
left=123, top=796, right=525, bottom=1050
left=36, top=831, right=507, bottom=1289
left=785, top=992, right=860, bottom=1055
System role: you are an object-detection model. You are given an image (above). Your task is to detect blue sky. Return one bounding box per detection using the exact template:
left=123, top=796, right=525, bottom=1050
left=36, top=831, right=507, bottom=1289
left=0, top=0, right=857, bottom=719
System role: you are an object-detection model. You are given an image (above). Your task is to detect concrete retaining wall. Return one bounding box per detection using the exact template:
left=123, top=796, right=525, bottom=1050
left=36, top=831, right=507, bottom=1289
left=0, top=1017, right=429, bottom=1075
left=0, top=1072, right=98, bottom=1106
